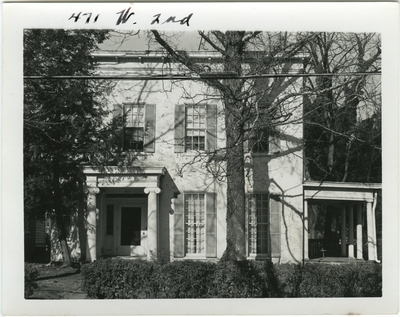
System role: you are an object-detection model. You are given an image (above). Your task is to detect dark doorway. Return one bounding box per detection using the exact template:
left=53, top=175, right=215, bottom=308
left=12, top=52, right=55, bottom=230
left=121, top=207, right=141, bottom=246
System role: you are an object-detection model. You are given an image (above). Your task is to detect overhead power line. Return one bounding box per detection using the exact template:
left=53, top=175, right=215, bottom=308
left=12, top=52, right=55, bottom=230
left=24, top=72, right=381, bottom=81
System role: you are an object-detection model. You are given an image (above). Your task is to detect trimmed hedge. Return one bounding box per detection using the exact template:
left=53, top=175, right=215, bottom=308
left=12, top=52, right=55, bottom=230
left=24, top=263, right=39, bottom=298
left=81, top=259, right=382, bottom=299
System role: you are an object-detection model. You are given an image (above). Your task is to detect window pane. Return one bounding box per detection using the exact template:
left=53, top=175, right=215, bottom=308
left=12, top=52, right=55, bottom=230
left=185, top=193, right=205, bottom=254
left=185, top=105, right=207, bottom=151
left=247, top=194, right=269, bottom=255
left=124, top=127, right=144, bottom=151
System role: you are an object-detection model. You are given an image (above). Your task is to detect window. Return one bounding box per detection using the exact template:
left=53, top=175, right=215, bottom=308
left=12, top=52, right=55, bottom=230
left=113, top=103, right=156, bottom=153
left=250, top=129, right=269, bottom=153
left=124, top=104, right=145, bottom=151
left=247, top=194, right=270, bottom=255
left=185, top=105, right=206, bottom=151
left=106, top=204, right=114, bottom=235
left=185, top=193, right=205, bottom=254
left=247, top=103, right=277, bottom=154
left=174, top=104, right=216, bottom=153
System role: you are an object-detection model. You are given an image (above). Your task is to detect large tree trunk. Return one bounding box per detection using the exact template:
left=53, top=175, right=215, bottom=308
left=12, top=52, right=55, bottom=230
left=77, top=178, right=87, bottom=263
left=53, top=158, right=72, bottom=267
left=220, top=32, right=248, bottom=261
left=221, top=104, right=246, bottom=261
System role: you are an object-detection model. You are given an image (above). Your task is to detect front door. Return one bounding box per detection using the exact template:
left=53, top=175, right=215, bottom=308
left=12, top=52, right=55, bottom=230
left=115, top=205, right=147, bottom=257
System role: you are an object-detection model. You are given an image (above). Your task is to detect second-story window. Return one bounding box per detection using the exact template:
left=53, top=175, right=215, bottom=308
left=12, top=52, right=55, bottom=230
left=113, top=102, right=156, bottom=153
left=174, top=104, right=217, bottom=153
left=250, top=129, right=269, bottom=153
left=124, top=104, right=145, bottom=151
left=185, top=105, right=206, bottom=151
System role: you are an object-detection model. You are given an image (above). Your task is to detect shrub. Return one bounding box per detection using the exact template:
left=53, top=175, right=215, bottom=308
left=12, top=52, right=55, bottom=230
left=81, top=259, right=382, bottom=299
left=160, top=261, right=216, bottom=298
left=81, top=259, right=161, bottom=299
left=24, top=263, right=39, bottom=298
left=211, top=261, right=267, bottom=298
left=299, top=263, right=382, bottom=297
left=271, top=263, right=303, bottom=297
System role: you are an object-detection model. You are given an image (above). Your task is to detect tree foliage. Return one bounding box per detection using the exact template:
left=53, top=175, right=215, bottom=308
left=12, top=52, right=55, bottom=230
left=24, top=29, right=115, bottom=265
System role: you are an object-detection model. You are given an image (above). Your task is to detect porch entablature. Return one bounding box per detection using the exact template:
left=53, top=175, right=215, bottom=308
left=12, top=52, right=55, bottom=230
left=82, top=166, right=166, bottom=189
left=304, top=181, right=381, bottom=203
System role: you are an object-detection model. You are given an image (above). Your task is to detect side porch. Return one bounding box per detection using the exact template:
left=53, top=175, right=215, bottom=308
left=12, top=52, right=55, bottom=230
left=303, top=181, right=381, bottom=263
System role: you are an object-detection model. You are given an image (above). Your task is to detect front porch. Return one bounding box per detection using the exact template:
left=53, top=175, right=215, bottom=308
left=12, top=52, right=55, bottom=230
left=83, top=166, right=179, bottom=262
left=303, top=181, right=381, bottom=263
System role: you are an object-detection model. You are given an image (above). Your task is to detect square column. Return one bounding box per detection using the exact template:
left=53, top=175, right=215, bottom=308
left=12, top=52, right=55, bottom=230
left=340, top=207, right=347, bottom=257
left=366, top=201, right=376, bottom=261
left=144, top=187, right=161, bottom=261
left=356, top=204, right=363, bottom=260
left=303, top=199, right=309, bottom=261
left=85, top=187, right=100, bottom=262
left=347, top=205, right=354, bottom=259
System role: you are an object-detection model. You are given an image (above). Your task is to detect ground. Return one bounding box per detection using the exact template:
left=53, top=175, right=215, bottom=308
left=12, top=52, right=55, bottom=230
left=28, top=264, right=86, bottom=299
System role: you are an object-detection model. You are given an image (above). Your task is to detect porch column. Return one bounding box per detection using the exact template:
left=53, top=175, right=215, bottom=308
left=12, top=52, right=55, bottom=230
left=144, top=187, right=161, bottom=261
left=86, top=187, right=100, bottom=262
left=347, top=205, right=355, bottom=259
left=356, top=204, right=363, bottom=259
left=366, top=201, right=376, bottom=261
left=303, top=199, right=309, bottom=261
left=340, top=207, right=347, bottom=257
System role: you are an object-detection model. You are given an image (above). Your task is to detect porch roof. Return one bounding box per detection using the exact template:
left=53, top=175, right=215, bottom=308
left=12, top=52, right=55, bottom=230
left=303, top=181, right=381, bottom=204
left=82, top=166, right=172, bottom=192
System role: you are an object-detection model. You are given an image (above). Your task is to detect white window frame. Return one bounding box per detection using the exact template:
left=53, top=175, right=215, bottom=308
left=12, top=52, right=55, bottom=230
left=184, top=192, right=207, bottom=259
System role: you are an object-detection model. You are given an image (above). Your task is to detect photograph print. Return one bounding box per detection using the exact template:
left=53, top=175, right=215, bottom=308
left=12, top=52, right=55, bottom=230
left=23, top=29, right=383, bottom=300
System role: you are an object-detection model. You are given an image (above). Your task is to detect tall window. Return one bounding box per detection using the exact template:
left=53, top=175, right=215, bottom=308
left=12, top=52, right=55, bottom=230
left=247, top=194, right=270, bottom=255
left=185, top=105, right=206, bottom=151
left=185, top=193, right=205, bottom=254
left=248, top=103, right=272, bottom=154
left=251, top=129, right=269, bottom=153
left=124, top=104, right=145, bottom=151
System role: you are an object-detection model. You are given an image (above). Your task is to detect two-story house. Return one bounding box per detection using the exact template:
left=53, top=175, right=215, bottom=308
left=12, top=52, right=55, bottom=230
left=50, top=49, right=381, bottom=264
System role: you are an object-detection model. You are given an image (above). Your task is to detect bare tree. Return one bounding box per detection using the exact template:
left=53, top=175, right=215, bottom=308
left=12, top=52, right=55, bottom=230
left=149, top=31, right=310, bottom=260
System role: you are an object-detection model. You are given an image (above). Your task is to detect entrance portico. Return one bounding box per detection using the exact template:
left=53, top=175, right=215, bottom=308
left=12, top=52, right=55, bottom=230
left=83, top=166, right=178, bottom=261
left=303, top=181, right=381, bottom=262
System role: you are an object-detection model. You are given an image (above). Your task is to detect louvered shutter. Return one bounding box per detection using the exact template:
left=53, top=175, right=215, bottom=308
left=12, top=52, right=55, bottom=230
left=144, top=104, right=156, bottom=152
left=173, top=194, right=185, bottom=257
left=206, top=192, right=217, bottom=257
left=174, top=104, right=185, bottom=153
left=270, top=195, right=281, bottom=258
left=206, top=104, right=217, bottom=151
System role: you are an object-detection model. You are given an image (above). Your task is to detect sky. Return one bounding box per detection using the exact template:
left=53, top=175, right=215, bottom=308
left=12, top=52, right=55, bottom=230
left=99, top=30, right=204, bottom=51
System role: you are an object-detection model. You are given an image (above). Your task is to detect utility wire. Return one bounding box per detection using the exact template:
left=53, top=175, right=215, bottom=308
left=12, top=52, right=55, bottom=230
left=24, top=72, right=381, bottom=81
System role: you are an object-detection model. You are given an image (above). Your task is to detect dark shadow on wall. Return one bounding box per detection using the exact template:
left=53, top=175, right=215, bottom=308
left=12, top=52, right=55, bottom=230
left=249, top=141, right=304, bottom=264
left=158, top=169, right=180, bottom=261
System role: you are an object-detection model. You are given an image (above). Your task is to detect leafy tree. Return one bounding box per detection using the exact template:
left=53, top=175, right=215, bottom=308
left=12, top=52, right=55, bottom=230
left=24, top=29, right=116, bottom=266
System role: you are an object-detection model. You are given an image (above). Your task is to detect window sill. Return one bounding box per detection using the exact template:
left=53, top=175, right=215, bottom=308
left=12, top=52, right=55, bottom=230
left=247, top=253, right=270, bottom=261
left=184, top=254, right=207, bottom=260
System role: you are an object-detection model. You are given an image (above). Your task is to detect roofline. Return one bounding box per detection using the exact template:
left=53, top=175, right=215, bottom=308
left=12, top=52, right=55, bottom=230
left=303, top=181, right=382, bottom=190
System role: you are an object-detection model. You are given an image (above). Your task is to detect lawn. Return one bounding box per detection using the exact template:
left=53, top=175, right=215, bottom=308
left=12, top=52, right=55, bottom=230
left=28, top=264, right=86, bottom=299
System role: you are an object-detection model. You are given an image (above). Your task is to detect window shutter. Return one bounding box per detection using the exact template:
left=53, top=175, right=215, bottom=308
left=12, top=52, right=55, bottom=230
left=206, top=104, right=217, bottom=151
left=270, top=195, right=281, bottom=258
left=206, top=192, right=217, bottom=257
left=173, top=194, right=185, bottom=258
left=144, top=104, right=156, bottom=152
left=174, top=104, right=185, bottom=153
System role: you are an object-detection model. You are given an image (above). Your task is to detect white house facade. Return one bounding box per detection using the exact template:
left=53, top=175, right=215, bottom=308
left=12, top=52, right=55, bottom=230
left=51, top=50, right=381, bottom=264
